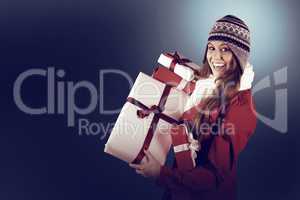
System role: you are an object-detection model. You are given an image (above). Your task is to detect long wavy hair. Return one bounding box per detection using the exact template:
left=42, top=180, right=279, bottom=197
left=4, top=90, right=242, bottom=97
left=191, top=52, right=243, bottom=142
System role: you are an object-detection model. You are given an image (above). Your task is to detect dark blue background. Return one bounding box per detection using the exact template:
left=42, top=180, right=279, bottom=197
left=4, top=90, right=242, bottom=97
left=1, top=0, right=300, bottom=199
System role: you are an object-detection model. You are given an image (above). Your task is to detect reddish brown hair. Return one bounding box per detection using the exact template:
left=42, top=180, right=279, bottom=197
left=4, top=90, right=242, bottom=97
left=191, top=53, right=243, bottom=141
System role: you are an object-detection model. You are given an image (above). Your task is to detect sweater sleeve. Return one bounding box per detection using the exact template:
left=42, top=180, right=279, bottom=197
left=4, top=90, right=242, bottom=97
left=156, top=164, right=217, bottom=192
left=156, top=90, right=257, bottom=192
left=222, top=91, right=257, bottom=160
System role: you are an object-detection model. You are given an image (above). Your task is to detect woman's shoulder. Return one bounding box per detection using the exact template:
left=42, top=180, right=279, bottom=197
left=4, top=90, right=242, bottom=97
left=228, top=89, right=255, bottom=109
left=225, top=89, right=257, bottom=132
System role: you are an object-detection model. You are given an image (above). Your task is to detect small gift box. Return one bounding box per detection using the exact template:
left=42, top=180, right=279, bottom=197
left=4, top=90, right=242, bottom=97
left=104, top=72, right=189, bottom=165
left=152, top=66, right=196, bottom=95
left=170, top=124, right=200, bottom=171
left=157, top=51, right=200, bottom=81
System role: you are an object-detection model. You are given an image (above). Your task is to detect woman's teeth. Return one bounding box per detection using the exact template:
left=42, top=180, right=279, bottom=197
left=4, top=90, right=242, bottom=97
left=213, top=63, right=225, bottom=69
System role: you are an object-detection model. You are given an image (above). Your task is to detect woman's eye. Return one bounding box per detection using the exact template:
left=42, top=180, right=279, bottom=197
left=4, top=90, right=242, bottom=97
left=221, top=47, right=229, bottom=52
left=208, top=46, right=215, bottom=51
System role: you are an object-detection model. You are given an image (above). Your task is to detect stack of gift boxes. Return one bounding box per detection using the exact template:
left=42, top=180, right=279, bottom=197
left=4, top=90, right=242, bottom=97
left=104, top=52, right=203, bottom=171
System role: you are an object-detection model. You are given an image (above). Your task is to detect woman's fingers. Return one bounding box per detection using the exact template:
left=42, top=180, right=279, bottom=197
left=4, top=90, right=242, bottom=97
left=135, top=169, right=145, bottom=176
left=141, top=158, right=148, bottom=164
left=129, top=163, right=144, bottom=170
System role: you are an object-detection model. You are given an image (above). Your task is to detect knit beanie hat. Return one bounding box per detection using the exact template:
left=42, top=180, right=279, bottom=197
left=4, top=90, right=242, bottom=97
left=203, top=15, right=251, bottom=71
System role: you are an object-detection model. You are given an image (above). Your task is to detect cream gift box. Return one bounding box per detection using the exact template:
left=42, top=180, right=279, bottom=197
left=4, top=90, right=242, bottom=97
left=104, top=72, right=189, bottom=165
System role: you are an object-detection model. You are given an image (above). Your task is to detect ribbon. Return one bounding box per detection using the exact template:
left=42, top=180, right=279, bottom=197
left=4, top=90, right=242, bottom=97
left=127, top=85, right=181, bottom=164
left=187, top=132, right=200, bottom=162
left=173, top=143, right=190, bottom=153
left=167, top=51, right=191, bottom=69
left=176, top=79, right=188, bottom=91
left=137, top=105, right=162, bottom=118
left=127, top=97, right=179, bottom=125
left=152, top=66, right=195, bottom=95
left=166, top=51, right=193, bottom=71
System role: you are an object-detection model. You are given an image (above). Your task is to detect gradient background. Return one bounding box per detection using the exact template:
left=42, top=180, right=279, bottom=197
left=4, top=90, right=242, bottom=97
left=1, top=0, right=300, bottom=199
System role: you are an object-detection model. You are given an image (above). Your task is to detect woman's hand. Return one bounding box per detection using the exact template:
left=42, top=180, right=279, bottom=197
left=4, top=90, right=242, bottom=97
left=129, top=149, right=161, bottom=178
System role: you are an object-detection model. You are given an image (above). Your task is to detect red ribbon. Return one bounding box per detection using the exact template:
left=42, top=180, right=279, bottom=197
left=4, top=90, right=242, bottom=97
left=137, top=105, right=162, bottom=118
left=166, top=51, right=192, bottom=70
left=127, top=85, right=181, bottom=164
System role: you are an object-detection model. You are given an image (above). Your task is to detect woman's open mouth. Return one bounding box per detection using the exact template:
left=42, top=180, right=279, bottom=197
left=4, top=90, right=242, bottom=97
left=213, top=63, right=226, bottom=70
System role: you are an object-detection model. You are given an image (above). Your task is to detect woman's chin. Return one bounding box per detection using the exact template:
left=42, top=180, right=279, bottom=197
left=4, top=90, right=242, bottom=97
left=213, top=70, right=225, bottom=78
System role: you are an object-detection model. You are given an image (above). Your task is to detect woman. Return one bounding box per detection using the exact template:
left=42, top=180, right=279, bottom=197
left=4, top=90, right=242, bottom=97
left=130, top=15, right=257, bottom=200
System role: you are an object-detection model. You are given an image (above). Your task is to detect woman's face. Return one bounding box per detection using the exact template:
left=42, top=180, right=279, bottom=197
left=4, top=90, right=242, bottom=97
left=206, top=40, right=236, bottom=78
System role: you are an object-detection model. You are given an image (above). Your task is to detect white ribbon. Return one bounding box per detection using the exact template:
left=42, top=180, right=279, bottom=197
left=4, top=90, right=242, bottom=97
left=173, top=143, right=190, bottom=153
left=176, top=78, right=188, bottom=91
left=187, top=130, right=200, bottom=164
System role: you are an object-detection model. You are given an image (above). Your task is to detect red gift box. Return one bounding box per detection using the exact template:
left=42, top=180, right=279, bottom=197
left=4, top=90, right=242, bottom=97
left=170, top=124, right=200, bottom=171
left=152, top=66, right=196, bottom=95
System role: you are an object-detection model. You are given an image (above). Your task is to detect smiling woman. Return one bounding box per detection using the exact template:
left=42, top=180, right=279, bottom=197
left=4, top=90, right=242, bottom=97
left=129, top=15, right=257, bottom=200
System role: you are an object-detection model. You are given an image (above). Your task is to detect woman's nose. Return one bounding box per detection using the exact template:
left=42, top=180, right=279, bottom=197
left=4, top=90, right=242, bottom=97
left=212, top=50, right=223, bottom=60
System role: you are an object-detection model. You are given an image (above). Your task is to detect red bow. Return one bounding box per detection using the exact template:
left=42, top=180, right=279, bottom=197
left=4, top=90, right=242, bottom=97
left=167, top=51, right=191, bottom=66
left=137, top=105, right=163, bottom=118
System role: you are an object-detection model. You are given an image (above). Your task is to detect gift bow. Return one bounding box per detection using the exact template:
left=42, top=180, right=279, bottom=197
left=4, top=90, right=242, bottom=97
left=136, top=105, right=163, bottom=118
left=187, top=132, right=201, bottom=160
left=173, top=130, right=201, bottom=161
left=167, top=51, right=192, bottom=66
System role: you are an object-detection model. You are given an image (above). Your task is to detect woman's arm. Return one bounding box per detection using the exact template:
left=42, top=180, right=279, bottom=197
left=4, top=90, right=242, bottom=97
left=156, top=94, right=257, bottom=192
left=156, top=163, right=218, bottom=192
left=130, top=91, right=257, bottom=193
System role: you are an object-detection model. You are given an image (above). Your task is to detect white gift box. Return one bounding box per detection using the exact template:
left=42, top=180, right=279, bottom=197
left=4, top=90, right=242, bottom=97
left=104, top=72, right=189, bottom=165
left=158, top=52, right=201, bottom=81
